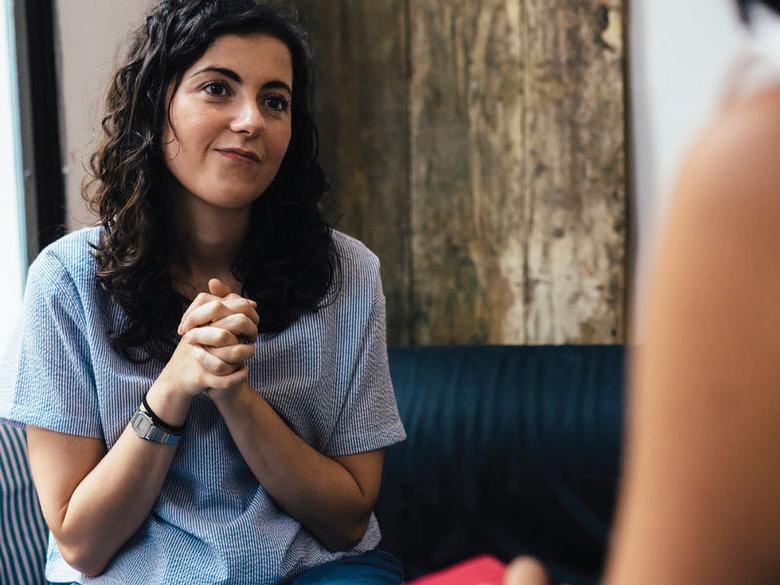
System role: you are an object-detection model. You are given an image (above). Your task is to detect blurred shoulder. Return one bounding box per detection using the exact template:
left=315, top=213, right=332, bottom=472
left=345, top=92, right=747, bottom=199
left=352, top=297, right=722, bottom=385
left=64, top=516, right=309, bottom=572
left=674, top=86, right=780, bottom=229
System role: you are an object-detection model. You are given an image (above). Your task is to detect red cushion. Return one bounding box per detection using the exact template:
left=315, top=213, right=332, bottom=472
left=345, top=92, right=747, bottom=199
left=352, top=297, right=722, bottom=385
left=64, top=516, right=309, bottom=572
left=407, top=555, right=506, bottom=585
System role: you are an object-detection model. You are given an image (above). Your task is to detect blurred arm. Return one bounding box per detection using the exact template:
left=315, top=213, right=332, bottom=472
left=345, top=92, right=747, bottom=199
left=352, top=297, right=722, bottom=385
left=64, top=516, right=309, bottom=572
left=605, top=92, right=780, bottom=585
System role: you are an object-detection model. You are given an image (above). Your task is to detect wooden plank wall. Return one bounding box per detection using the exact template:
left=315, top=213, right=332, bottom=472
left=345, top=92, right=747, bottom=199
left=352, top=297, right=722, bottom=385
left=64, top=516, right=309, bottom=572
left=295, top=0, right=626, bottom=346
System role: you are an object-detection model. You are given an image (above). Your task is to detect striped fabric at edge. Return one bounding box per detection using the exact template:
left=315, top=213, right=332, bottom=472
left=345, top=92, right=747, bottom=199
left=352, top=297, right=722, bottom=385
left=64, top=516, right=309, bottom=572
left=0, top=424, right=47, bottom=585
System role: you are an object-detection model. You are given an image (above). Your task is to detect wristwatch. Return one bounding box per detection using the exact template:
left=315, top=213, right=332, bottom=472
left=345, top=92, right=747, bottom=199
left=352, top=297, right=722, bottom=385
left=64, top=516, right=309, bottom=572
left=131, top=405, right=183, bottom=445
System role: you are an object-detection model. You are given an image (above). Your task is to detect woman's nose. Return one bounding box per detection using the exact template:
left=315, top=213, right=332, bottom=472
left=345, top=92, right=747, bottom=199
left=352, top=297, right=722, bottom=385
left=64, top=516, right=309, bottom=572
left=230, top=100, right=265, bottom=137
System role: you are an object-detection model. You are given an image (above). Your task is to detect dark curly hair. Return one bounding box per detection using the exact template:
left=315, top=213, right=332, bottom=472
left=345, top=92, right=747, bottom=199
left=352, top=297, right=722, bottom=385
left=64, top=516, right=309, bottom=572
left=736, top=0, right=780, bottom=21
left=86, top=0, right=340, bottom=362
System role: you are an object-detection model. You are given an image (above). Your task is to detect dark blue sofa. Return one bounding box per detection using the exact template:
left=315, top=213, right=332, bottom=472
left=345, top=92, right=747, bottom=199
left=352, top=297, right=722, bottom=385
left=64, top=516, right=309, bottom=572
left=0, top=344, right=625, bottom=584
left=377, top=345, right=625, bottom=585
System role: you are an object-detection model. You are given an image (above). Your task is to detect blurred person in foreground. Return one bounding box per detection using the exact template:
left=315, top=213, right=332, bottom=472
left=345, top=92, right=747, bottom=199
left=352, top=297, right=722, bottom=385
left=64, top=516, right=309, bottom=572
left=507, top=0, right=780, bottom=583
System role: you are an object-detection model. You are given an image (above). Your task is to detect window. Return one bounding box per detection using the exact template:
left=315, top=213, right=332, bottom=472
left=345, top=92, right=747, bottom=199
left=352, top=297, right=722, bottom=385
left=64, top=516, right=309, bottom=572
left=0, top=0, right=28, bottom=348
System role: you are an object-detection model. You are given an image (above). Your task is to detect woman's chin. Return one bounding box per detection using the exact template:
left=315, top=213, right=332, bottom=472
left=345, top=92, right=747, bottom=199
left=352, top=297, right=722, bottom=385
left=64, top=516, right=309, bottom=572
left=192, top=188, right=264, bottom=210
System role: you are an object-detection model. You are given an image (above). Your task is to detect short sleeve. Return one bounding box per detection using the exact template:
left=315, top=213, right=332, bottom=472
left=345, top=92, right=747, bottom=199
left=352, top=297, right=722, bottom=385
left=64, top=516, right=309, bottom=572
left=325, top=270, right=406, bottom=457
left=0, top=251, right=103, bottom=439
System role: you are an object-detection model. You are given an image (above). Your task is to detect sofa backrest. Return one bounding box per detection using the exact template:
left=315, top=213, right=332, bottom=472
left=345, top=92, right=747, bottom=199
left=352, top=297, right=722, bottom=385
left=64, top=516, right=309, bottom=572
left=376, top=345, right=625, bottom=585
left=0, top=423, right=47, bottom=585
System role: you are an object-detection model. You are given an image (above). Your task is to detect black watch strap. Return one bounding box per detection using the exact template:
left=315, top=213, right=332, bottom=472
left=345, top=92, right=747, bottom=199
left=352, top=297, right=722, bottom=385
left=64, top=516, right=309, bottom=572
left=141, top=393, right=186, bottom=435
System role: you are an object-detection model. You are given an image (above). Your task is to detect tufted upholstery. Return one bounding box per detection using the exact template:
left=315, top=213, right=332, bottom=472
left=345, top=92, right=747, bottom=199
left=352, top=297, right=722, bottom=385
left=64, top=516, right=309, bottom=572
left=376, top=345, right=625, bottom=585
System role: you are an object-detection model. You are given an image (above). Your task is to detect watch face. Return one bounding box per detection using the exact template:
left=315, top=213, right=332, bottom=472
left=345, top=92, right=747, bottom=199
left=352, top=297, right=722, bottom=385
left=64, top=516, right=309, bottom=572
left=132, top=411, right=153, bottom=435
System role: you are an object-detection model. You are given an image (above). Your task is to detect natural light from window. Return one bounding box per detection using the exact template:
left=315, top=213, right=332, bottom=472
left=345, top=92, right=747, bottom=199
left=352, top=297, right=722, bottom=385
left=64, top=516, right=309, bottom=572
left=0, top=0, right=27, bottom=358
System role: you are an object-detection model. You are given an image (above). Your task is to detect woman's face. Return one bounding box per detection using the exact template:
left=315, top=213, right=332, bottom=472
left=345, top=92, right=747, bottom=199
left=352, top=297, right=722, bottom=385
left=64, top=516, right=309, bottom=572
left=162, top=33, right=293, bottom=210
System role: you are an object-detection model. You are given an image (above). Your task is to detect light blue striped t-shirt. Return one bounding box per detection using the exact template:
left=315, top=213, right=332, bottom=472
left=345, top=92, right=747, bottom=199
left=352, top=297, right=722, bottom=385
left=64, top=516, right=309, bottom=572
left=0, top=226, right=406, bottom=584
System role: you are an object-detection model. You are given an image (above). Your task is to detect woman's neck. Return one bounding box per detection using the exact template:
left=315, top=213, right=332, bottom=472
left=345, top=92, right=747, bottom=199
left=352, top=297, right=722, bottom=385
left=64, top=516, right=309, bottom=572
left=171, top=186, right=251, bottom=296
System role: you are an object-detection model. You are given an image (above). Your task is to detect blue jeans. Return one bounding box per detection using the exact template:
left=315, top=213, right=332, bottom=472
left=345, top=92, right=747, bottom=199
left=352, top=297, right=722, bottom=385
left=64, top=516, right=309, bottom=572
left=287, top=549, right=404, bottom=584
left=49, top=549, right=404, bottom=585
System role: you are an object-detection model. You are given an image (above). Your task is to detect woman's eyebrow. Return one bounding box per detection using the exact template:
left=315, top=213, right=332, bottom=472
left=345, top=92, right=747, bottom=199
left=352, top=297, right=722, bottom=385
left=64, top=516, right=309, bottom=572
left=263, top=80, right=293, bottom=95
left=191, top=66, right=292, bottom=94
left=192, top=66, right=242, bottom=82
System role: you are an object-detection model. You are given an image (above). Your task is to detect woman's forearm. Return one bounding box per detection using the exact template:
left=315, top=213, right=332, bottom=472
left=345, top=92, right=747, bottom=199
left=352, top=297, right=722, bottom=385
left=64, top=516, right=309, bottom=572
left=58, top=380, right=191, bottom=576
left=212, top=382, right=373, bottom=551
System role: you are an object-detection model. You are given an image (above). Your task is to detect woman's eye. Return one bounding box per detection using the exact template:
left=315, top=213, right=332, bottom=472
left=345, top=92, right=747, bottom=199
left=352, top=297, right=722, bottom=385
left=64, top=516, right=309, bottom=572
left=264, top=95, right=290, bottom=112
left=203, top=81, right=230, bottom=97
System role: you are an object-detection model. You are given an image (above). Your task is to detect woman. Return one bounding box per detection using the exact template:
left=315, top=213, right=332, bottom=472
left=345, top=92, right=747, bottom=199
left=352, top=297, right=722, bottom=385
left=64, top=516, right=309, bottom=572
left=2, top=1, right=406, bottom=583
left=507, top=0, right=780, bottom=583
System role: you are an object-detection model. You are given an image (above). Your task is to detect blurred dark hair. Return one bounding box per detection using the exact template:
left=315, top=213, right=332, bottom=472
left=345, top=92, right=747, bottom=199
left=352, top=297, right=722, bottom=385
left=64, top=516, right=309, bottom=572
left=86, top=0, right=339, bottom=362
left=736, top=0, right=780, bottom=21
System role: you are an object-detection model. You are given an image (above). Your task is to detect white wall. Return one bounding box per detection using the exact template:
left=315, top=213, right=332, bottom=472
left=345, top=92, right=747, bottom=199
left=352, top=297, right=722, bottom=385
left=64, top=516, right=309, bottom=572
left=1, top=0, right=27, bottom=355
left=629, top=0, right=746, bottom=336
left=56, top=0, right=153, bottom=230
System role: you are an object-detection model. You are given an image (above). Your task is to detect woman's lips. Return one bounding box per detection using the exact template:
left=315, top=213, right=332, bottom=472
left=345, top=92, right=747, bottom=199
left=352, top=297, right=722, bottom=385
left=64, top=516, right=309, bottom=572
left=217, top=149, right=260, bottom=164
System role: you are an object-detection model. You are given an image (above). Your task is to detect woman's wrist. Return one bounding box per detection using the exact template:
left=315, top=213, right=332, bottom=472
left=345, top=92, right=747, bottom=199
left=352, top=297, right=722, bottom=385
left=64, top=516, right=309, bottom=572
left=145, top=378, right=194, bottom=428
left=208, top=380, right=250, bottom=410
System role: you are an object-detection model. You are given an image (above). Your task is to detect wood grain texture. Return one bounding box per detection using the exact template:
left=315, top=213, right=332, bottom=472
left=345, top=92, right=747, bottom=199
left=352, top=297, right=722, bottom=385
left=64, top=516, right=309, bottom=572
left=296, top=0, right=626, bottom=345
left=296, top=0, right=412, bottom=345
left=522, top=0, right=626, bottom=343
left=409, top=0, right=526, bottom=344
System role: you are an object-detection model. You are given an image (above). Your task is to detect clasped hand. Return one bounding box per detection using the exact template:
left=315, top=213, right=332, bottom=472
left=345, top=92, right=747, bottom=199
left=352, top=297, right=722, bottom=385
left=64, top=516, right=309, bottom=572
left=158, top=278, right=259, bottom=399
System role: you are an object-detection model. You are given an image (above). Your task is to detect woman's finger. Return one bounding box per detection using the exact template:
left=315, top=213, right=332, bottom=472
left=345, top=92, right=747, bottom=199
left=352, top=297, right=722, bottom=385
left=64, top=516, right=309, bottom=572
left=206, top=278, right=257, bottom=313
left=205, top=365, right=249, bottom=390
left=191, top=344, right=240, bottom=376
left=202, top=343, right=255, bottom=365
left=208, top=278, right=233, bottom=297
left=207, top=314, right=257, bottom=342
left=179, top=297, right=259, bottom=335
left=179, top=292, right=220, bottom=333
left=222, top=297, right=259, bottom=326
left=180, top=299, right=233, bottom=333
left=183, top=326, right=240, bottom=347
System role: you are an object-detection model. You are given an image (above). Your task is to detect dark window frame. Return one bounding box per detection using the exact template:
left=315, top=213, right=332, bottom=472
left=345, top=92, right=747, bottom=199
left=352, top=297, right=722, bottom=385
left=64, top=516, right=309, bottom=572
left=14, top=0, right=66, bottom=260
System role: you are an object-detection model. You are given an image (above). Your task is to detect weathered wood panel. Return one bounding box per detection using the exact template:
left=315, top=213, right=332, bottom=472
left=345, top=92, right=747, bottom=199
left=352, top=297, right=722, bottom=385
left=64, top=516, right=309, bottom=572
left=297, top=0, right=626, bottom=345
left=295, top=0, right=411, bottom=345
left=522, top=0, right=626, bottom=343
left=409, top=0, right=527, bottom=345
